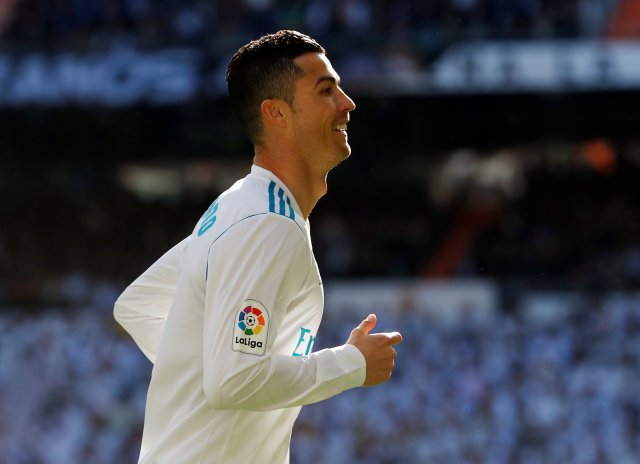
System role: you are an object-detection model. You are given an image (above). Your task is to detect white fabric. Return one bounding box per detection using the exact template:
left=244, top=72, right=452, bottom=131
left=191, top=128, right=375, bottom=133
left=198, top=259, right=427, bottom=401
left=114, top=165, right=366, bottom=464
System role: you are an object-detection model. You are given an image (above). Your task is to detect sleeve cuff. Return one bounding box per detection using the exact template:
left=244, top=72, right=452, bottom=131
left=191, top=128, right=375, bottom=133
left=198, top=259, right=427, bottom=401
left=338, top=344, right=367, bottom=387
left=314, top=343, right=367, bottom=391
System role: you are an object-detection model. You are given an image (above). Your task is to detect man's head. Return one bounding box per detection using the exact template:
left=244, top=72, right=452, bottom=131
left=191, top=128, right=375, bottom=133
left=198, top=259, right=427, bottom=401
left=226, top=30, right=325, bottom=145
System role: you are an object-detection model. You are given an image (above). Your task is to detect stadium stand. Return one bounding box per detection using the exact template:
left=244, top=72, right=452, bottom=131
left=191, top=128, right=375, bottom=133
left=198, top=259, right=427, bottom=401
left=1, top=291, right=639, bottom=463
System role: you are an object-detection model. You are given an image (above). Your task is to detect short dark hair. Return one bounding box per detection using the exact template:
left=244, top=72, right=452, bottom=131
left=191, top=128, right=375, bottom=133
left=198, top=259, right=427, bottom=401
left=226, top=30, right=325, bottom=145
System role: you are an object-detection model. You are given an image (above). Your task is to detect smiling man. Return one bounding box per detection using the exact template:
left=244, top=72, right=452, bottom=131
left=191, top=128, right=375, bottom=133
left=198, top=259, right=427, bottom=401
left=114, top=30, right=402, bottom=464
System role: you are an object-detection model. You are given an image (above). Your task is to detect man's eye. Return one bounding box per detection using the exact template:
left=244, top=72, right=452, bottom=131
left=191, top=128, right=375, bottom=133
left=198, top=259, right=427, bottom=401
left=322, top=87, right=333, bottom=94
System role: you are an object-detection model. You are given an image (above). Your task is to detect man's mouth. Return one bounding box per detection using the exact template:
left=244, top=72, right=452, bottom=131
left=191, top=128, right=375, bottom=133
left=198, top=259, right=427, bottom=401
left=334, top=123, right=348, bottom=133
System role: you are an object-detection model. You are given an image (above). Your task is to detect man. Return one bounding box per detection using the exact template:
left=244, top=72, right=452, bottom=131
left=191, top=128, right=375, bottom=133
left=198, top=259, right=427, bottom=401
left=114, top=30, right=403, bottom=463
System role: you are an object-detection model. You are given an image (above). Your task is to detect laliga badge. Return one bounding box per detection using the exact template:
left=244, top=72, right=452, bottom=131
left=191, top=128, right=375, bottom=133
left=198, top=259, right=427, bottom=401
left=232, top=300, right=269, bottom=356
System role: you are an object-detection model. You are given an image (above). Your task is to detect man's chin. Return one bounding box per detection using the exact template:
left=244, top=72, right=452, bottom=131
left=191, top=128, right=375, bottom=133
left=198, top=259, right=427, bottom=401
left=324, top=145, right=352, bottom=172
left=333, top=146, right=351, bottom=167
left=340, top=143, right=352, bottom=160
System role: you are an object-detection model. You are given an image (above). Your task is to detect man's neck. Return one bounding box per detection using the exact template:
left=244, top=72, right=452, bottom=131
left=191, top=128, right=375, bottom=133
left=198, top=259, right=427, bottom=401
left=254, top=148, right=327, bottom=220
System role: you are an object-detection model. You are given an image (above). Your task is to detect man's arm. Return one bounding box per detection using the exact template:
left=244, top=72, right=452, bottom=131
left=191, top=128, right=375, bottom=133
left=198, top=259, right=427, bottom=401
left=200, top=215, right=401, bottom=411
left=113, top=237, right=189, bottom=363
left=208, top=319, right=401, bottom=411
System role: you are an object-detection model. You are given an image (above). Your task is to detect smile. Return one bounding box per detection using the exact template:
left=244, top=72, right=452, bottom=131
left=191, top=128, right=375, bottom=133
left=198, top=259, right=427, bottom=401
left=334, top=123, right=348, bottom=135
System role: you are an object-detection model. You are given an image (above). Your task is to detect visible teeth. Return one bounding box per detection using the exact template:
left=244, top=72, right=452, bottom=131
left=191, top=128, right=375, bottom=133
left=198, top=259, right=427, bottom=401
left=335, top=124, right=347, bottom=131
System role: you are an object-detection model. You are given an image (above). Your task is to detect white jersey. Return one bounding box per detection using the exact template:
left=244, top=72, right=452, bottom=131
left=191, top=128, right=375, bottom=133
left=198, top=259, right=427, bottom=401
left=114, top=165, right=366, bottom=464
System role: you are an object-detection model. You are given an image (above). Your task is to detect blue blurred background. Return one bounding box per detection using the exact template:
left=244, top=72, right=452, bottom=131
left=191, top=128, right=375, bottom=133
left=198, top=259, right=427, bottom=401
left=1, top=1, right=640, bottom=463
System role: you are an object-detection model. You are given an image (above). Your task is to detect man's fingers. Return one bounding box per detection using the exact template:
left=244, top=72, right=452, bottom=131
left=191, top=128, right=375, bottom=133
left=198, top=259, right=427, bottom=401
left=384, top=331, right=403, bottom=346
left=355, top=313, right=377, bottom=335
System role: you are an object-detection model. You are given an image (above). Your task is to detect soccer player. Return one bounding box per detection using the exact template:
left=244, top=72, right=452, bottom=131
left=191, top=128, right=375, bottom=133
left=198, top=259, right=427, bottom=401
left=114, top=30, right=403, bottom=463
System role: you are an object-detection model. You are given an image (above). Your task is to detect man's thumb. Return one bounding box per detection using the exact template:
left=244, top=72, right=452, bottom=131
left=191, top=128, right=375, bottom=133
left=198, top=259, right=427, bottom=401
left=355, top=313, right=377, bottom=335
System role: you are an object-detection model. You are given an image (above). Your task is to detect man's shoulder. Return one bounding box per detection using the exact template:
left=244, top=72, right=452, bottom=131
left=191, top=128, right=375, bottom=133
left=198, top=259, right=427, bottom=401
left=218, top=174, right=297, bottom=220
left=195, top=175, right=304, bottom=247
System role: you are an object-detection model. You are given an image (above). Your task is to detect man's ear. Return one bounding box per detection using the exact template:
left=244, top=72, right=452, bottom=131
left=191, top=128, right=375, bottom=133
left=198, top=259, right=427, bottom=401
left=260, top=99, right=288, bottom=129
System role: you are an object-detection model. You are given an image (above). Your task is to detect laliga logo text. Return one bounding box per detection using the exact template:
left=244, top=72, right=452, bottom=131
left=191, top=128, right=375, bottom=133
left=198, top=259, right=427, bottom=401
left=235, top=337, right=263, bottom=349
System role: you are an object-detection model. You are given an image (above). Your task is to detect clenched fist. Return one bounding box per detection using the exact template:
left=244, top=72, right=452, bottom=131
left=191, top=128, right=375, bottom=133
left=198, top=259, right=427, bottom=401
left=346, top=314, right=403, bottom=387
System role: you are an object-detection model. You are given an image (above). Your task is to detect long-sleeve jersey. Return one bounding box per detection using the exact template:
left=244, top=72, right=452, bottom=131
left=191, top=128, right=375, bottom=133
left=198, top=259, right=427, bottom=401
left=114, top=165, right=366, bottom=464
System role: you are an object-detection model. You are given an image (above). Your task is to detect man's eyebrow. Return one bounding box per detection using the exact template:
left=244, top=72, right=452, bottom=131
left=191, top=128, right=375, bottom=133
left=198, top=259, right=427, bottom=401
left=314, top=75, right=340, bottom=88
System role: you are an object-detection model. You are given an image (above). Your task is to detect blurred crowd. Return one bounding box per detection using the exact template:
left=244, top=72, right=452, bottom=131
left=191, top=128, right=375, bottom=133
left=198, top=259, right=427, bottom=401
left=0, top=0, right=624, bottom=50
left=0, top=309, right=148, bottom=463
left=1, top=290, right=639, bottom=463
left=294, top=290, right=640, bottom=463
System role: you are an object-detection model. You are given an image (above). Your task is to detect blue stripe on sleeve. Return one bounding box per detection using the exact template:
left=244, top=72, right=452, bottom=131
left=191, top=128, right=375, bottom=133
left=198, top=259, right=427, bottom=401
left=286, top=196, right=295, bottom=220
left=278, top=188, right=286, bottom=215
left=268, top=181, right=276, bottom=213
